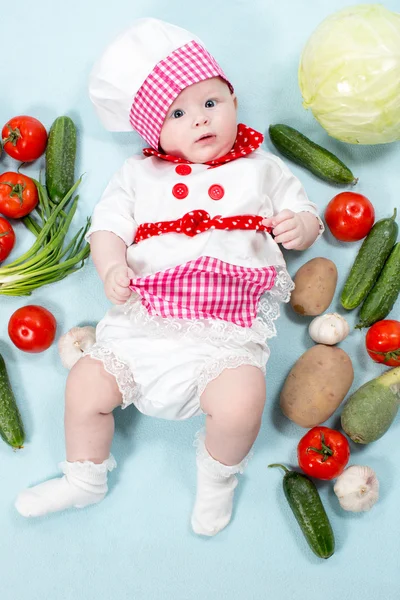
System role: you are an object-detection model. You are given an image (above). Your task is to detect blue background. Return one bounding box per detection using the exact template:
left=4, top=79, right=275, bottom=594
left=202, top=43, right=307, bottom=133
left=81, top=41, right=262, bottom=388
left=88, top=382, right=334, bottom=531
left=1, top=1, right=400, bottom=598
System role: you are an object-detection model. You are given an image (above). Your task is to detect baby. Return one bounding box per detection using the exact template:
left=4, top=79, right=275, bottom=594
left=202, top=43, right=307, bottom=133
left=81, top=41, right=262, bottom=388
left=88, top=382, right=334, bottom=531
left=15, top=18, right=323, bottom=536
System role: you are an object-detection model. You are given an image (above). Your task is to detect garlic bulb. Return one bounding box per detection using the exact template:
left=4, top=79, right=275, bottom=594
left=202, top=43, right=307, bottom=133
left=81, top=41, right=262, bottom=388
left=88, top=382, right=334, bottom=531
left=308, top=313, right=350, bottom=345
left=333, top=465, right=379, bottom=512
left=58, top=326, right=96, bottom=369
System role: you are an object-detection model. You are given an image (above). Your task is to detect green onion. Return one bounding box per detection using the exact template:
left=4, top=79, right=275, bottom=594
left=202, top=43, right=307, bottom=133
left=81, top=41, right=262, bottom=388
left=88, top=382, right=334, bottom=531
left=0, top=178, right=91, bottom=296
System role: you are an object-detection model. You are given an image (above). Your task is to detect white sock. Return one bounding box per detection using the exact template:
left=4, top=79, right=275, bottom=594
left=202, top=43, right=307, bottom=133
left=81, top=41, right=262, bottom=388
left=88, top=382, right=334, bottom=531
left=191, top=467, right=238, bottom=536
left=191, top=430, right=251, bottom=537
left=15, top=455, right=116, bottom=518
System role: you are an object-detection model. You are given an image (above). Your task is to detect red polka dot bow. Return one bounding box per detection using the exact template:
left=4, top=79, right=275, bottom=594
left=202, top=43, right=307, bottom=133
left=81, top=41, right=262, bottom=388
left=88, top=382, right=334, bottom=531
left=134, top=210, right=272, bottom=243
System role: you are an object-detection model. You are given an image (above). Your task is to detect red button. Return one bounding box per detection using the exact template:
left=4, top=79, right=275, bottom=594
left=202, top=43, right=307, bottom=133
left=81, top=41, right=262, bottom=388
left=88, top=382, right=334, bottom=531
left=208, top=184, right=224, bottom=200
left=175, top=164, right=192, bottom=176
left=172, top=183, right=189, bottom=199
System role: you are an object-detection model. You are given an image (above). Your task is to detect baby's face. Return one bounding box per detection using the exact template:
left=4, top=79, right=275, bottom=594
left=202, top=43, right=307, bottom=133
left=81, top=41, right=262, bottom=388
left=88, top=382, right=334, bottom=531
left=159, top=77, right=238, bottom=163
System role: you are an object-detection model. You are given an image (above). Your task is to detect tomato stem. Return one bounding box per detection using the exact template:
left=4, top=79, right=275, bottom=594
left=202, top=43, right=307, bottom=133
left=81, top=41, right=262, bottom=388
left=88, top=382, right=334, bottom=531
left=368, top=348, right=400, bottom=363
left=0, top=181, right=26, bottom=206
left=3, top=124, right=21, bottom=147
left=307, top=433, right=334, bottom=463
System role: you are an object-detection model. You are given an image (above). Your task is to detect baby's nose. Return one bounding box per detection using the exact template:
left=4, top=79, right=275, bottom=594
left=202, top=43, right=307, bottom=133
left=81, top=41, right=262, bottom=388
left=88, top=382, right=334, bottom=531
left=195, top=115, right=210, bottom=127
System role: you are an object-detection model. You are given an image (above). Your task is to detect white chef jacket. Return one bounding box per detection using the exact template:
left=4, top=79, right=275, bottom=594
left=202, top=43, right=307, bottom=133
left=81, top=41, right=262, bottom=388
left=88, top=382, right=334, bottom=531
left=86, top=148, right=323, bottom=275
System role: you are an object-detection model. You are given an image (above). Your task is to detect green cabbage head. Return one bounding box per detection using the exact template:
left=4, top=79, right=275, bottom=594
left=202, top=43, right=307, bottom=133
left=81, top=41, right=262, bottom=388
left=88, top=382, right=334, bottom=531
left=299, top=4, right=400, bottom=144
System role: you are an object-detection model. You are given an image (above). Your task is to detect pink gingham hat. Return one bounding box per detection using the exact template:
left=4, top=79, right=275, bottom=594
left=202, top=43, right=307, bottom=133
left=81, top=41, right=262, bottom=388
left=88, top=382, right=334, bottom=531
left=88, top=18, right=233, bottom=149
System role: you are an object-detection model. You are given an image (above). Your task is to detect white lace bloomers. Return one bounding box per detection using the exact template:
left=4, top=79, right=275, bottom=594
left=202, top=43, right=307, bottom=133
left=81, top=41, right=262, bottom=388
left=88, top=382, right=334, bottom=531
left=85, top=266, right=294, bottom=419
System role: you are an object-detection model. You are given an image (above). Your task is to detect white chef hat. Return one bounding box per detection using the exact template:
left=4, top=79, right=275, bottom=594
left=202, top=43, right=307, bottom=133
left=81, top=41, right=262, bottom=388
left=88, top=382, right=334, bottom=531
left=88, top=18, right=233, bottom=149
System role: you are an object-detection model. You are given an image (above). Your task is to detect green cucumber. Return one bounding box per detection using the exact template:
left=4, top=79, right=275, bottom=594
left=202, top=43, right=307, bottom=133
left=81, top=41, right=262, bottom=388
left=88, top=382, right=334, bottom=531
left=269, top=464, right=335, bottom=559
left=0, top=352, right=25, bottom=449
left=45, top=116, right=77, bottom=204
left=341, top=366, right=400, bottom=444
left=356, top=242, right=400, bottom=328
left=341, top=209, right=398, bottom=310
left=269, top=124, right=357, bottom=185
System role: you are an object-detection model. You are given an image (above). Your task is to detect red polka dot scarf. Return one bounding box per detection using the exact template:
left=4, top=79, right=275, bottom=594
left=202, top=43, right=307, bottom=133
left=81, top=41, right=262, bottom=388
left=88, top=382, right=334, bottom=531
left=142, top=123, right=263, bottom=166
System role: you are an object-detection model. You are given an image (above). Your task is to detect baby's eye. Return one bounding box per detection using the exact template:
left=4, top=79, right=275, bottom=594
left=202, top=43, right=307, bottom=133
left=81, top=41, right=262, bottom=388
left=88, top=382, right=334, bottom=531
left=205, top=99, right=216, bottom=108
left=172, top=109, right=184, bottom=119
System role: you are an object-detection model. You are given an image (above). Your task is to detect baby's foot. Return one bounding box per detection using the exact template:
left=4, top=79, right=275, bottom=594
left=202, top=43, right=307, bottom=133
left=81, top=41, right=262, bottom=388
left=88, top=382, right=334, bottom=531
left=191, top=467, right=238, bottom=536
left=15, top=456, right=116, bottom=518
left=15, top=475, right=106, bottom=517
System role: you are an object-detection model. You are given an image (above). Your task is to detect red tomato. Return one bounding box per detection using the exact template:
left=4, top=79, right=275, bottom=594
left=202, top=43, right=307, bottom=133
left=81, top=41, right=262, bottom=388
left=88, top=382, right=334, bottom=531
left=0, top=216, right=15, bottom=262
left=8, top=305, right=57, bottom=353
left=2, top=116, right=47, bottom=162
left=297, top=426, right=350, bottom=480
left=325, top=192, right=375, bottom=242
left=366, top=320, right=400, bottom=367
left=0, top=172, right=38, bottom=218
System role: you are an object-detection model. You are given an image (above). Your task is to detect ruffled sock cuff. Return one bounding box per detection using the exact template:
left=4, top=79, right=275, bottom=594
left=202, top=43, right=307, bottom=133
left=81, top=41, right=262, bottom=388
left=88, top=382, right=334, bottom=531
left=59, top=454, right=117, bottom=487
left=193, top=428, right=252, bottom=479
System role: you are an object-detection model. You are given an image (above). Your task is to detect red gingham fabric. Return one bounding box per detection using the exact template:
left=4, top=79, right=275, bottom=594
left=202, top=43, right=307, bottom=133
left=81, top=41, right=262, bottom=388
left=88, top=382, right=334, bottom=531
left=130, top=40, right=233, bottom=149
left=134, top=210, right=272, bottom=243
left=142, top=123, right=264, bottom=166
left=129, top=257, right=277, bottom=327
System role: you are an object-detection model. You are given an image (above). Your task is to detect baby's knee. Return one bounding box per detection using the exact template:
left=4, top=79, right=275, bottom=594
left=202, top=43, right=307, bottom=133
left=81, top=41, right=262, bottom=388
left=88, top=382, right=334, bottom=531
left=66, top=355, right=122, bottom=413
left=227, top=396, right=265, bottom=435
left=202, top=365, right=266, bottom=433
left=67, top=355, right=102, bottom=390
left=210, top=389, right=266, bottom=437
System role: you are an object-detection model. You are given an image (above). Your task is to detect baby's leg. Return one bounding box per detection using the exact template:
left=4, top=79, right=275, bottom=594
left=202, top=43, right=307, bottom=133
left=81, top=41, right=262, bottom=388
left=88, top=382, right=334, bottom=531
left=15, top=356, right=123, bottom=517
left=65, top=355, right=122, bottom=463
left=192, top=365, right=266, bottom=536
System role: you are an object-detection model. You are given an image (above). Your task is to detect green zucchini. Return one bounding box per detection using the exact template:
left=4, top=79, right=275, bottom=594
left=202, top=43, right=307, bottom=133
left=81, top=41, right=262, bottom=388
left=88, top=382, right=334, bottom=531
left=0, top=352, right=25, bottom=449
left=341, top=209, right=398, bottom=310
left=341, top=366, right=400, bottom=444
left=356, top=242, right=400, bottom=328
left=45, top=116, right=77, bottom=204
left=269, top=124, right=357, bottom=185
left=269, top=464, right=335, bottom=559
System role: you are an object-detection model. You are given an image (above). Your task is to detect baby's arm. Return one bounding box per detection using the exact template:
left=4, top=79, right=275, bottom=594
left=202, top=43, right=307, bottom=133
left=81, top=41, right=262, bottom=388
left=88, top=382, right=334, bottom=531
left=86, top=158, right=139, bottom=304
left=90, top=231, right=134, bottom=305
left=261, top=153, right=324, bottom=250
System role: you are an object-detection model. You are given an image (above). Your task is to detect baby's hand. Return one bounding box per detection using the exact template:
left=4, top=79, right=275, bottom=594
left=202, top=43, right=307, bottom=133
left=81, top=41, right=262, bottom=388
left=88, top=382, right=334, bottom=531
left=262, top=209, right=320, bottom=250
left=104, top=264, right=134, bottom=305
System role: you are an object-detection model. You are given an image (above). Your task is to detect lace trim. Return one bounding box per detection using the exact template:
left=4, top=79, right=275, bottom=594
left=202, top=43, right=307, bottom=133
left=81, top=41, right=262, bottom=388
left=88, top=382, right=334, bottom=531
left=123, top=265, right=294, bottom=344
left=257, top=265, right=294, bottom=336
left=194, top=428, right=252, bottom=478
left=59, top=454, right=117, bottom=484
left=197, top=353, right=266, bottom=400
left=83, top=344, right=140, bottom=410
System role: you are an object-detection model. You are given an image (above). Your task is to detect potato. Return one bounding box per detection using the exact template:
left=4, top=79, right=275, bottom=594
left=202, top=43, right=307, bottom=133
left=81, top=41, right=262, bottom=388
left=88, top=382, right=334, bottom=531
left=290, top=257, right=338, bottom=316
left=280, top=345, right=354, bottom=428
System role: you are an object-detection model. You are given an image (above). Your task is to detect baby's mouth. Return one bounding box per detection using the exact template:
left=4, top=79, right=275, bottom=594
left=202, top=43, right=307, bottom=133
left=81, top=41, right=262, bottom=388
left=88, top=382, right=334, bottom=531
left=195, top=133, right=216, bottom=143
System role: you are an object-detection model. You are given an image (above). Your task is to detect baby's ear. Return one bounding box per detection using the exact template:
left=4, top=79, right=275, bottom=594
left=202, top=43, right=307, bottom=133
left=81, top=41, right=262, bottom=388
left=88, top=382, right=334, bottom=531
left=232, top=94, right=238, bottom=109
